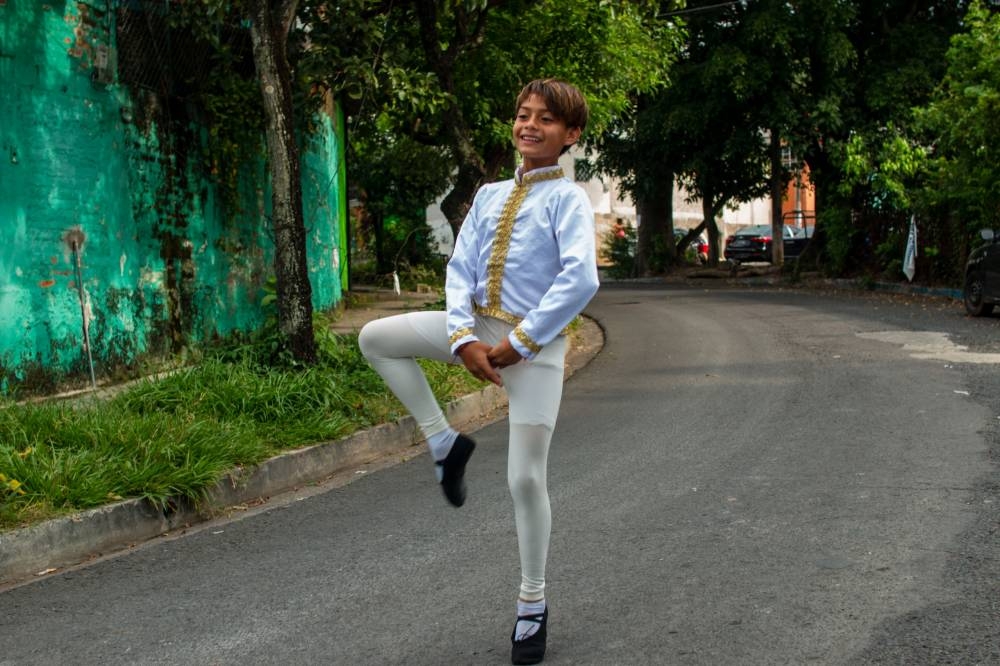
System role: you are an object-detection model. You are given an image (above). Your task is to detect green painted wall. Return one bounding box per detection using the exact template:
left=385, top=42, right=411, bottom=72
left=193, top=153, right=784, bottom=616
left=0, top=1, right=345, bottom=390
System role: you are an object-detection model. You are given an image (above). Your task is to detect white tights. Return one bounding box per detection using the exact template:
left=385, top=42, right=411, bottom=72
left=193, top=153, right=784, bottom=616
left=358, top=311, right=566, bottom=601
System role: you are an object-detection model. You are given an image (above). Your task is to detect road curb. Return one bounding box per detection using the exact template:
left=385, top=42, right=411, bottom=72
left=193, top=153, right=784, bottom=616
left=0, top=316, right=604, bottom=587
left=827, top=278, right=962, bottom=300
left=603, top=271, right=964, bottom=302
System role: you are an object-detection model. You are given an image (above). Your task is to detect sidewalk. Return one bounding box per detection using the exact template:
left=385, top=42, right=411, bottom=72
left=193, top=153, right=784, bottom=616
left=328, top=285, right=442, bottom=334
left=0, top=288, right=605, bottom=589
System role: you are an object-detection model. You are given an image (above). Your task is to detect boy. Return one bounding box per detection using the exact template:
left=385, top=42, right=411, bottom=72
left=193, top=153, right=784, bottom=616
left=359, top=78, right=599, bottom=665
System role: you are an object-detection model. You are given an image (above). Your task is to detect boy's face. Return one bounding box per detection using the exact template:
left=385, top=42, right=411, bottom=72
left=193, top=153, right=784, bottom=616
left=513, top=94, right=581, bottom=171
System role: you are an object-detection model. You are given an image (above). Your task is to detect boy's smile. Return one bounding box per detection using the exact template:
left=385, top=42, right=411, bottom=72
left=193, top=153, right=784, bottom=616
left=513, top=94, right=581, bottom=172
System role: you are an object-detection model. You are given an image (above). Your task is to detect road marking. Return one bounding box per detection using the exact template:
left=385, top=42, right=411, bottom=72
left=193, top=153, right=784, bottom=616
left=857, top=331, right=1000, bottom=364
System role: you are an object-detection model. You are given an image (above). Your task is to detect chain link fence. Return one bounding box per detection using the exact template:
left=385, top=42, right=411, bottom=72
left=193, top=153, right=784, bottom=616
left=110, top=1, right=263, bottom=215
left=115, top=1, right=252, bottom=101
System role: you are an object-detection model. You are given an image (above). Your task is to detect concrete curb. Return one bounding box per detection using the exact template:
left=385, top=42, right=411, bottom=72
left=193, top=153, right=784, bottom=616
left=0, top=316, right=604, bottom=587
left=826, top=279, right=962, bottom=300
left=604, top=271, right=964, bottom=302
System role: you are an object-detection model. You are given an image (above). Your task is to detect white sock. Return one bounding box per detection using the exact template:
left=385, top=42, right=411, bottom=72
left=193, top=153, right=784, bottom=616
left=427, top=428, right=459, bottom=481
left=515, top=599, right=546, bottom=641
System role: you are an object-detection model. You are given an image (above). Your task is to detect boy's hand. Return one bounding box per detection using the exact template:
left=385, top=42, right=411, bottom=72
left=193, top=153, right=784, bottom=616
left=487, top=337, right=524, bottom=370
left=456, top=341, right=503, bottom=386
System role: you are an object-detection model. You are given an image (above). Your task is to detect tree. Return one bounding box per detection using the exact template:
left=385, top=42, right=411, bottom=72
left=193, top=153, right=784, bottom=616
left=589, top=0, right=811, bottom=271
left=302, top=0, right=680, bottom=242
left=582, top=75, right=686, bottom=276
left=348, top=119, right=454, bottom=276
left=595, top=0, right=969, bottom=275
left=658, top=1, right=774, bottom=266
left=248, top=0, right=317, bottom=364
left=730, top=0, right=812, bottom=266
left=918, top=2, right=1000, bottom=238
left=792, top=0, right=969, bottom=276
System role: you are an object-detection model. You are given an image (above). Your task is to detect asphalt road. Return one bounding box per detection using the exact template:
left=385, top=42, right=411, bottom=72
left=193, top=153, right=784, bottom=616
left=3, top=283, right=999, bottom=665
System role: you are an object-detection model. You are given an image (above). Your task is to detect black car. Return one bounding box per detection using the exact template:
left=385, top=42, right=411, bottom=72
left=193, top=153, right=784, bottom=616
left=724, top=225, right=809, bottom=263
left=783, top=225, right=813, bottom=258
left=964, top=228, right=1000, bottom=316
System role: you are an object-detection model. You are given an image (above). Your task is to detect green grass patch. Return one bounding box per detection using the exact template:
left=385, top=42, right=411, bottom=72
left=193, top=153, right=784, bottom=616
left=0, top=328, right=483, bottom=530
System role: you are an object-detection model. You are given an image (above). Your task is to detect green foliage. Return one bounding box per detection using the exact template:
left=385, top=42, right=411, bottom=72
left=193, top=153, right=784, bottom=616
left=873, top=232, right=904, bottom=269
left=810, top=1, right=969, bottom=278
left=201, top=76, right=267, bottom=213
left=158, top=4, right=269, bottom=216
left=394, top=259, right=446, bottom=292
left=601, top=222, right=637, bottom=279
left=302, top=0, right=682, bottom=244
left=816, top=205, right=856, bottom=276
left=644, top=232, right=698, bottom=275
left=112, top=359, right=351, bottom=450
left=646, top=233, right=672, bottom=275
left=917, top=1, right=1000, bottom=234
left=347, top=124, right=453, bottom=274
left=839, top=125, right=928, bottom=212
left=474, top=0, right=678, bottom=138
left=816, top=1, right=998, bottom=283
left=0, top=400, right=264, bottom=525
left=590, top=0, right=789, bottom=268
left=0, top=460, right=28, bottom=517
left=0, top=316, right=482, bottom=529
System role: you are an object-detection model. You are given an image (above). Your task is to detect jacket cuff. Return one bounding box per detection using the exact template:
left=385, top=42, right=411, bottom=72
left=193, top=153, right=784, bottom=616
left=449, top=328, right=478, bottom=356
left=509, top=326, right=542, bottom=360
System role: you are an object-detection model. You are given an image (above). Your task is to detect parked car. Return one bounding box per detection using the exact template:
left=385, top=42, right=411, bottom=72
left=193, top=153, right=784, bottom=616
left=675, top=228, right=709, bottom=264
left=963, top=228, right=1000, bottom=316
left=783, top=225, right=813, bottom=258
left=724, top=224, right=811, bottom=263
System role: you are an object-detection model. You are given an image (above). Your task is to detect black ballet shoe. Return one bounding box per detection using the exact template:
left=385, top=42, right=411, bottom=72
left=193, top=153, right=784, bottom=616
left=510, top=607, right=547, bottom=665
left=436, top=434, right=475, bottom=507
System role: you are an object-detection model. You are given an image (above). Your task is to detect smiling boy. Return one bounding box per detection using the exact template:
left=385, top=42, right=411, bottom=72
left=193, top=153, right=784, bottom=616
left=359, top=79, right=599, bottom=664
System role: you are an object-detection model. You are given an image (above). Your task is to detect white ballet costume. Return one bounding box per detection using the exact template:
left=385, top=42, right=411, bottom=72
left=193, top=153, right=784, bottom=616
left=359, top=164, right=599, bottom=603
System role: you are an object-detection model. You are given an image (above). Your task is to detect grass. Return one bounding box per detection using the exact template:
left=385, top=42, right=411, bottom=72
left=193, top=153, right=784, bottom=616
left=0, top=319, right=484, bottom=530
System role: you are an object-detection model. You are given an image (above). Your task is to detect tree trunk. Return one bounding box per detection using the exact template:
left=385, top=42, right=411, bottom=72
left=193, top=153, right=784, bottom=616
left=440, top=162, right=488, bottom=240
left=635, top=182, right=671, bottom=276
left=797, top=144, right=830, bottom=270
left=701, top=186, right=723, bottom=267
left=440, top=144, right=511, bottom=241
left=371, top=210, right=389, bottom=275
left=770, top=129, right=785, bottom=266
left=249, top=0, right=316, bottom=364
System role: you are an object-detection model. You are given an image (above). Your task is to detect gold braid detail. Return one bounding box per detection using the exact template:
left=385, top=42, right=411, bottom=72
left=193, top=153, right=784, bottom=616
left=513, top=327, right=542, bottom=355
left=485, top=184, right=529, bottom=311
left=484, top=168, right=564, bottom=312
left=520, top=168, right=565, bottom=186
left=449, top=327, right=474, bottom=346
left=473, top=303, right=571, bottom=337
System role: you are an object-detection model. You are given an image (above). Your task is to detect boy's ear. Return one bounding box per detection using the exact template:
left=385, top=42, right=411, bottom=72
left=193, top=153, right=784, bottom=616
left=563, top=126, right=582, bottom=147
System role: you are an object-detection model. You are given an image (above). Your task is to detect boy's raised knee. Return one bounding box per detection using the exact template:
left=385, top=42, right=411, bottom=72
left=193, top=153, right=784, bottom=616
left=358, top=319, right=391, bottom=358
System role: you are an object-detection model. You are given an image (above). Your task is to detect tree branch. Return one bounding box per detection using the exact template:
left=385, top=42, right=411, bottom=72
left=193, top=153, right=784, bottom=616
left=415, top=0, right=443, bottom=69
left=277, top=0, right=300, bottom=38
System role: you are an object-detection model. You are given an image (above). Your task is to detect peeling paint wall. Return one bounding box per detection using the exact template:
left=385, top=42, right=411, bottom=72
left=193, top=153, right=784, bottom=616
left=302, top=97, right=348, bottom=308
left=0, top=2, right=346, bottom=390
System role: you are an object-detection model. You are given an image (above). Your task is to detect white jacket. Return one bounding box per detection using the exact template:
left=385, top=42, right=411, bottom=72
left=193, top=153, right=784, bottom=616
left=446, top=165, right=600, bottom=360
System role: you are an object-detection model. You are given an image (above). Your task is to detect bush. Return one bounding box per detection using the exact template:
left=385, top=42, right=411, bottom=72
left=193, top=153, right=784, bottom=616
left=601, top=221, right=637, bottom=278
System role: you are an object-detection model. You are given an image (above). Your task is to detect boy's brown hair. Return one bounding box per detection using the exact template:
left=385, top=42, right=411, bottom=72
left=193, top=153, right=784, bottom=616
left=515, top=79, right=589, bottom=133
